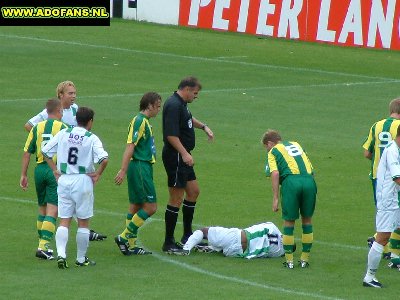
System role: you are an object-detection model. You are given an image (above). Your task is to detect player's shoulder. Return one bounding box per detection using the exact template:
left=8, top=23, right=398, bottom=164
left=71, top=103, right=79, bottom=109
left=289, top=140, right=301, bottom=147
left=368, top=118, right=385, bottom=129
left=133, top=113, right=146, bottom=122
left=165, top=94, right=183, bottom=108
left=53, top=119, right=67, bottom=126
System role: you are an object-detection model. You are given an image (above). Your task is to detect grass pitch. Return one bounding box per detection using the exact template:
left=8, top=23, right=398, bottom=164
left=1, top=19, right=400, bottom=299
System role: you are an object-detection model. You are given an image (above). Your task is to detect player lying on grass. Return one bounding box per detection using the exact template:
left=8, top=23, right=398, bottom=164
left=172, top=222, right=284, bottom=259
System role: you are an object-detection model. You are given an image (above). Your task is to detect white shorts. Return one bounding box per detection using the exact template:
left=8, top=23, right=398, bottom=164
left=208, top=227, right=243, bottom=257
left=376, top=208, right=400, bottom=232
left=57, top=174, right=94, bottom=219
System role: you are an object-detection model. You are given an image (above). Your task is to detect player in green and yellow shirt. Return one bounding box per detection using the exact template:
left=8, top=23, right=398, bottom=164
left=20, top=98, right=67, bottom=260
left=362, top=98, right=400, bottom=259
left=114, top=92, right=162, bottom=255
left=263, top=129, right=317, bottom=269
left=362, top=99, right=400, bottom=204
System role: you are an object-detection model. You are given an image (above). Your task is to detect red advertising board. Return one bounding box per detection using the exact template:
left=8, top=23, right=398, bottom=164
left=179, top=0, right=400, bottom=50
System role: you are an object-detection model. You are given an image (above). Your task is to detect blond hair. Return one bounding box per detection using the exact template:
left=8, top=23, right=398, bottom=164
left=56, top=81, right=75, bottom=99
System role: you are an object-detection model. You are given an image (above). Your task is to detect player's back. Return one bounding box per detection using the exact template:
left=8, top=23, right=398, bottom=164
left=56, top=126, right=107, bottom=175
left=24, top=119, right=66, bottom=164
left=363, top=117, right=400, bottom=179
left=268, top=141, right=313, bottom=178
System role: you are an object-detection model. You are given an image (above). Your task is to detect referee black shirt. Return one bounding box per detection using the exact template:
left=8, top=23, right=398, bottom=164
left=162, top=92, right=195, bottom=151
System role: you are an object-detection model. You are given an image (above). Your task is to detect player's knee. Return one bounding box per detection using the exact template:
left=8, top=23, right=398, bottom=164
left=144, top=203, right=157, bottom=216
left=187, top=188, right=200, bottom=200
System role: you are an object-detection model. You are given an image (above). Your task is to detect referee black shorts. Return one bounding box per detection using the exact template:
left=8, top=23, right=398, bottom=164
left=162, top=147, right=196, bottom=188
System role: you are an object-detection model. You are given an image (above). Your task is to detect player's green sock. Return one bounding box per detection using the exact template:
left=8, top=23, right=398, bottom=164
left=301, top=224, right=313, bottom=262
left=121, top=209, right=149, bottom=248
left=38, top=216, right=56, bottom=249
left=125, top=213, right=133, bottom=227
left=37, top=214, right=45, bottom=240
left=389, top=229, right=400, bottom=260
left=283, top=226, right=295, bottom=262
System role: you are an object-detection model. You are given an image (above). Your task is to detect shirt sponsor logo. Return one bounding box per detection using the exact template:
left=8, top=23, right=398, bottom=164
left=68, top=133, right=84, bottom=145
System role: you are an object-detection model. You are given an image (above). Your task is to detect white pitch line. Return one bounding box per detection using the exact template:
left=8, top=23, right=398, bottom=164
left=2, top=195, right=343, bottom=300
left=0, top=33, right=397, bottom=82
left=1, top=195, right=365, bottom=252
left=153, top=251, right=344, bottom=300
left=215, top=55, right=248, bottom=59
left=1, top=80, right=399, bottom=104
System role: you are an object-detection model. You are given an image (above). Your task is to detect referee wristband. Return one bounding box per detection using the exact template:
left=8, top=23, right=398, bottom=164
left=201, top=123, right=207, bottom=130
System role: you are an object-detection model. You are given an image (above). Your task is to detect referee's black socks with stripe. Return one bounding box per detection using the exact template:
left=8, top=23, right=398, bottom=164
left=182, top=200, right=196, bottom=241
left=165, top=205, right=179, bottom=244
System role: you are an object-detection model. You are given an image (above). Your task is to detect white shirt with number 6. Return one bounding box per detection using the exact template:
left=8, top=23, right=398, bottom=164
left=41, top=126, right=108, bottom=174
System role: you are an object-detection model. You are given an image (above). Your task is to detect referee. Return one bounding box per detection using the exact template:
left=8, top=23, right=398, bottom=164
left=162, top=76, right=214, bottom=253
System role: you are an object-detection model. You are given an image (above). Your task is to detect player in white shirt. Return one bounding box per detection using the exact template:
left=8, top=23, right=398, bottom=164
left=42, top=107, right=108, bottom=268
left=363, top=125, right=400, bottom=288
left=24, top=81, right=78, bottom=131
left=173, top=222, right=284, bottom=259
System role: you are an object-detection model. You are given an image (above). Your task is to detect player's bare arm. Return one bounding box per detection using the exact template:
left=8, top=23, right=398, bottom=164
left=20, top=152, right=31, bottom=190
left=115, top=143, right=135, bottom=185
left=89, top=158, right=108, bottom=185
left=364, top=149, right=372, bottom=160
left=271, top=170, right=280, bottom=212
left=192, top=117, right=214, bottom=141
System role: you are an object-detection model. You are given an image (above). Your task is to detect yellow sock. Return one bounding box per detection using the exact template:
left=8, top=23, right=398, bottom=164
left=38, top=216, right=56, bottom=249
left=37, top=215, right=45, bottom=240
left=128, top=237, right=137, bottom=248
left=301, top=224, right=313, bottom=262
left=126, top=213, right=133, bottom=227
left=389, top=230, right=400, bottom=256
left=283, top=229, right=295, bottom=262
left=121, top=210, right=148, bottom=248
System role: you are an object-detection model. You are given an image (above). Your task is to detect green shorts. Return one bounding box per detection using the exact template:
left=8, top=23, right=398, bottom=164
left=281, top=175, right=317, bottom=221
left=127, top=160, right=157, bottom=204
left=34, top=163, right=58, bottom=206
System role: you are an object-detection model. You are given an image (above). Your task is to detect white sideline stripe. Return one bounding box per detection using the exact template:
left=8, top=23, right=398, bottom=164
left=0, top=33, right=396, bottom=82
left=1, top=80, right=400, bottom=104
left=1, top=195, right=364, bottom=251
left=3, top=196, right=343, bottom=300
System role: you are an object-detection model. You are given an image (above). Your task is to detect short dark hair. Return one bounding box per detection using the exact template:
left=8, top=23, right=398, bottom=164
left=46, top=98, right=61, bottom=114
left=76, top=106, right=94, bottom=127
left=140, top=92, right=161, bottom=111
left=178, top=76, right=202, bottom=90
left=261, top=129, right=282, bottom=144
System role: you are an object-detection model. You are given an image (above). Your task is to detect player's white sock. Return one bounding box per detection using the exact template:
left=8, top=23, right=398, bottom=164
left=56, top=226, right=69, bottom=258
left=183, top=230, right=204, bottom=251
left=364, top=241, right=384, bottom=281
left=76, top=227, right=90, bottom=263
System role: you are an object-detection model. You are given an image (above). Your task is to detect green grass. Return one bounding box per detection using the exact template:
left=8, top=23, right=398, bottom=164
left=1, top=19, right=400, bottom=299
